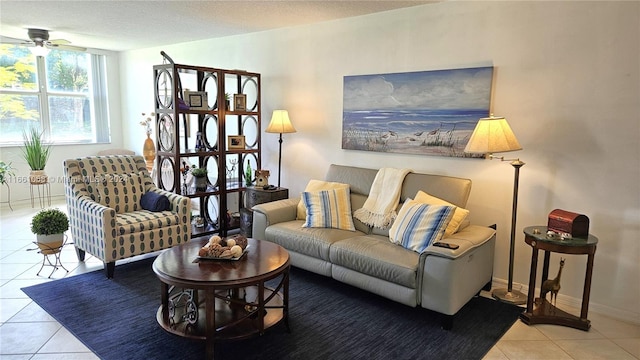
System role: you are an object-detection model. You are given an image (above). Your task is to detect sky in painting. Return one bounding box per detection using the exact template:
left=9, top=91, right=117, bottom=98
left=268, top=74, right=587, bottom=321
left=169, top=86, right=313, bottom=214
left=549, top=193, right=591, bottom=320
left=343, top=67, right=493, bottom=111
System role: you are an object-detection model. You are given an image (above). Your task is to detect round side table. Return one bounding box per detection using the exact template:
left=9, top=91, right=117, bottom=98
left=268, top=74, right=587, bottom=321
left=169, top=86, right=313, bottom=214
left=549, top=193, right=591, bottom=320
left=520, top=225, right=598, bottom=331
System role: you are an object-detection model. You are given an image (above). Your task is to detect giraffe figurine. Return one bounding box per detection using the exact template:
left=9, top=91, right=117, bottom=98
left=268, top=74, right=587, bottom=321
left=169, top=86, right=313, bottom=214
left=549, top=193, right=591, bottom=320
left=541, top=258, right=565, bottom=308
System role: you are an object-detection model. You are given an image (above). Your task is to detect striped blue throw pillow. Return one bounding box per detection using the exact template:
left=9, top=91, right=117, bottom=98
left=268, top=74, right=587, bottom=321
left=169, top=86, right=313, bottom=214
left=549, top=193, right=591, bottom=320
left=302, top=187, right=356, bottom=231
left=389, top=199, right=455, bottom=253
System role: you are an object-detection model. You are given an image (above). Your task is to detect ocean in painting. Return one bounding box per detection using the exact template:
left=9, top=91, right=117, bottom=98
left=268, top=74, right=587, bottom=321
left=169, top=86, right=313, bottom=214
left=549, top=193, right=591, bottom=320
left=342, top=66, right=493, bottom=157
left=342, top=108, right=488, bottom=157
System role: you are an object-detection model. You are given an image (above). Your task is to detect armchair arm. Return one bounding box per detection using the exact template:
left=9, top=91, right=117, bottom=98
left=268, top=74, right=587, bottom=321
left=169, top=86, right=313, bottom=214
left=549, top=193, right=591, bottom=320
left=252, top=198, right=299, bottom=240
left=67, top=194, right=116, bottom=261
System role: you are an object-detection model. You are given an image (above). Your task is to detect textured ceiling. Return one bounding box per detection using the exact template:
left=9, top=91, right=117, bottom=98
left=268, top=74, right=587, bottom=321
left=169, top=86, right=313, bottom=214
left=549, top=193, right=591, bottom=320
left=0, top=1, right=433, bottom=52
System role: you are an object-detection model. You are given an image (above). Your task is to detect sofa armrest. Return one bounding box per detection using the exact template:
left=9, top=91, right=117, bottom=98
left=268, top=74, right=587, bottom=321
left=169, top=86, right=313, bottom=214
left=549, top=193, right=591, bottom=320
left=420, top=225, right=496, bottom=316
left=422, top=225, right=496, bottom=260
left=252, top=198, right=299, bottom=240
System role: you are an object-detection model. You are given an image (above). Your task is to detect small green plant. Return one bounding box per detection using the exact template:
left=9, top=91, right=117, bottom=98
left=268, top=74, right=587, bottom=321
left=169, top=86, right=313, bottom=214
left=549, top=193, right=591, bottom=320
left=21, top=127, right=51, bottom=171
left=224, top=93, right=231, bottom=100
left=0, top=161, right=15, bottom=185
left=31, top=208, right=69, bottom=235
left=190, top=166, right=208, bottom=178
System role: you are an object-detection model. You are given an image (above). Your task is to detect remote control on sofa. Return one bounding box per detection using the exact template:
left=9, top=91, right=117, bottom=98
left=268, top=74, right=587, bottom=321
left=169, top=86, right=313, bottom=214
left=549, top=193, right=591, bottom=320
left=433, top=242, right=459, bottom=250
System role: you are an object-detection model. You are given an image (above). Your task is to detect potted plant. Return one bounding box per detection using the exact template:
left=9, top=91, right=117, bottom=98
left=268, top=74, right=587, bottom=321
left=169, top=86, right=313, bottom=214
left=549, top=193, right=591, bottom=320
left=0, top=161, right=16, bottom=210
left=0, top=161, right=15, bottom=186
left=21, top=128, right=51, bottom=184
left=191, top=166, right=208, bottom=192
left=31, top=208, right=69, bottom=254
left=224, top=93, right=231, bottom=110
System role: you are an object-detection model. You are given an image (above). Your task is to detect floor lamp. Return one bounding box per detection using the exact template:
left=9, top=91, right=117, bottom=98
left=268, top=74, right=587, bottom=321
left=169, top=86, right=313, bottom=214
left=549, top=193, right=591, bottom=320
left=265, top=110, right=296, bottom=188
left=464, top=115, right=527, bottom=305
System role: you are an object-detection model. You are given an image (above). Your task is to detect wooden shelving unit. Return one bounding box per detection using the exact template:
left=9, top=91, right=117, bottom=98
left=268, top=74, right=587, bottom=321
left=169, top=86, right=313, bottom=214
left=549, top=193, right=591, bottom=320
left=153, top=60, right=261, bottom=237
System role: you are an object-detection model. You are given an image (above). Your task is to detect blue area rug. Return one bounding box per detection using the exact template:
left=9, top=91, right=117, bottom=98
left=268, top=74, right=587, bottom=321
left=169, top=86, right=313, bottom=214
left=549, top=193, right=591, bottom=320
left=22, top=257, right=521, bottom=359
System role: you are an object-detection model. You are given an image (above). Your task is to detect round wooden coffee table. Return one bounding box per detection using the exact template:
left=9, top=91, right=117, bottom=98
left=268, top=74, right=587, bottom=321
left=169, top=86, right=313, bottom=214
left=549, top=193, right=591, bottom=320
left=153, top=238, right=290, bottom=359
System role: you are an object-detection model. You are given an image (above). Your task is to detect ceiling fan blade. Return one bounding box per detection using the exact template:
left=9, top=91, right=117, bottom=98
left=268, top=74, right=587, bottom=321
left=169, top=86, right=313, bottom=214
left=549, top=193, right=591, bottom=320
left=3, top=29, right=88, bottom=52
left=51, top=43, right=87, bottom=52
left=49, top=39, right=71, bottom=46
left=0, top=35, right=30, bottom=45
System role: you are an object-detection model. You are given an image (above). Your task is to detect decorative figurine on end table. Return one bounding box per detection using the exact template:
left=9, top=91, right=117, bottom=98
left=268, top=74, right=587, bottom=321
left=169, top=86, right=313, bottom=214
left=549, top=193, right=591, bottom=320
left=540, top=258, right=565, bottom=309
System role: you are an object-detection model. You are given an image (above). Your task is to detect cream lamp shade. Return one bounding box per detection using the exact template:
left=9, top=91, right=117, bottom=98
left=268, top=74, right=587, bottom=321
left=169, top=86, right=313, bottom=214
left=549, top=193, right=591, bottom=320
left=464, top=115, right=522, bottom=155
left=265, top=109, right=296, bottom=188
left=266, top=110, right=297, bottom=134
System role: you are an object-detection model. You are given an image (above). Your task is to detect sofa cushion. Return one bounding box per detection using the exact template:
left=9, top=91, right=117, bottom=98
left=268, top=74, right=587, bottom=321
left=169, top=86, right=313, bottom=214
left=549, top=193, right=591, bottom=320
left=95, top=173, right=145, bottom=213
left=350, top=193, right=370, bottom=234
left=330, top=235, right=420, bottom=288
left=297, top=180, right=350, bottom=220
left=265, top=220, right=365, bottom=261
left=389, top=199, right=455, bottom=253
left=414, top=191, right=470, bottom=236
left=302, top=187, right=355, bottom=231
left=116, top=210, right=180, bottom=235
left=84, top=175, right=101, bottom=202
left=370, top=202, right=402, bottom=237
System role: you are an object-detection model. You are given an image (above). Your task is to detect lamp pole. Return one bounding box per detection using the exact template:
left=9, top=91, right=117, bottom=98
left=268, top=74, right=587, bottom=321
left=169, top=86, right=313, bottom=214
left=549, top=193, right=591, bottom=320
left=276, top=132, right=283, bottom=188
left=507, top=159, right=524, bottom=294
left=492, top=158, right=527, bottom=304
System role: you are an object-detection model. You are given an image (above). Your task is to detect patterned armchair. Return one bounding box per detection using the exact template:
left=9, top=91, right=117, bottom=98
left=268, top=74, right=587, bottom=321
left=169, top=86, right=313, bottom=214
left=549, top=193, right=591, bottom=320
left=63, top=155, right=191, bottom=278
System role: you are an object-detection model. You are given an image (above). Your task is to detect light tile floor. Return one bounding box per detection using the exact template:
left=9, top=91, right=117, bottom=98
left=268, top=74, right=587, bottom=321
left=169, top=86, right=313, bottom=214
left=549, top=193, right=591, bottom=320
left=1, top=199, right=638, bottom=359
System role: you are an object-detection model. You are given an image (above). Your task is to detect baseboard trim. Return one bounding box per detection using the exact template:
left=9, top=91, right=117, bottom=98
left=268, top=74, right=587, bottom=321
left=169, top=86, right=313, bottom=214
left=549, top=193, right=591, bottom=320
left=0, top=195, right=66, bottom=210
left=491, top=277, right=640, bottom=326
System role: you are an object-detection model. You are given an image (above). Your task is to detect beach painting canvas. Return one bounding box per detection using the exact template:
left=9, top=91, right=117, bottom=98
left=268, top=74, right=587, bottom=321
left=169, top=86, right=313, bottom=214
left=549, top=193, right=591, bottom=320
left=342, top=66, right=493, bottom=157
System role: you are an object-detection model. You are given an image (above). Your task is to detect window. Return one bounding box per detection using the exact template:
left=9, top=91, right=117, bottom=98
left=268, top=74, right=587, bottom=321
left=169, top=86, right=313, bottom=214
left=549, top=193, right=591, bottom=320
left=0, top=45, right=110, bottom=145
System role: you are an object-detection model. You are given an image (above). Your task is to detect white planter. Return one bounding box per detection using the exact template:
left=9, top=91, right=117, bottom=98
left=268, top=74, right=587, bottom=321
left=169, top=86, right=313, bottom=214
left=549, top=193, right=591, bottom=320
left=36, top=233, right=64, bottom=255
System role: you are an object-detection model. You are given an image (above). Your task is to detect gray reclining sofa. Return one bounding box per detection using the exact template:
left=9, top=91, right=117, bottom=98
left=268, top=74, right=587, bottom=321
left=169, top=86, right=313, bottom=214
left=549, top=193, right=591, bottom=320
left=252, top=164, right=496, bottom=328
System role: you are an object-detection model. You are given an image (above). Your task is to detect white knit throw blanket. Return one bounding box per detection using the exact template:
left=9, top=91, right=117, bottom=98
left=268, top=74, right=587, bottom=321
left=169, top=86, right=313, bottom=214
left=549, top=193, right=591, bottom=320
left=353, top=168, right=412, bottom=229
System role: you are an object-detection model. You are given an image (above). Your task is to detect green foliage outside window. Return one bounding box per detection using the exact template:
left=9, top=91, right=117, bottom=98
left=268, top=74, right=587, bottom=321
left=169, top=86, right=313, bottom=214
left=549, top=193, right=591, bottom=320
left=0, top=46, right=39, bottom=125
left=0, top=44, right=99, bottom=143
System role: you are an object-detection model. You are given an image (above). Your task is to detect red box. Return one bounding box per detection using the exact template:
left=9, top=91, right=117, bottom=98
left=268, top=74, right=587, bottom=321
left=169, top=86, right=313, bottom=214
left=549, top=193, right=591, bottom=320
left=547, top=209, right=589, bottom=238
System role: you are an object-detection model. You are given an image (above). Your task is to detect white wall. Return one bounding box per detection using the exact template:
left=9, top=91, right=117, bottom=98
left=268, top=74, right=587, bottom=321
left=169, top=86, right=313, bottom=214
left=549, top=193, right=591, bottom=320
left=119, top=1, right=639, bottom=323
left=0, top=51, right=125, bottom=202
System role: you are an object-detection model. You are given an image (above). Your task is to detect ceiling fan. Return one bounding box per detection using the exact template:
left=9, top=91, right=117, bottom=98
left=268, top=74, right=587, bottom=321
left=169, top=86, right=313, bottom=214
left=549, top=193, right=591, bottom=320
left=0, top=28, right=87, bottom=56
